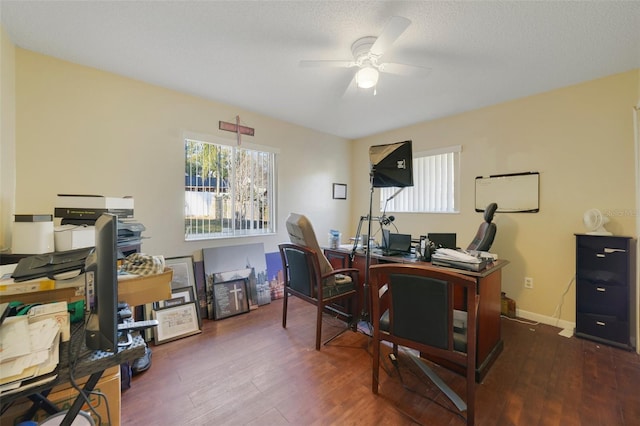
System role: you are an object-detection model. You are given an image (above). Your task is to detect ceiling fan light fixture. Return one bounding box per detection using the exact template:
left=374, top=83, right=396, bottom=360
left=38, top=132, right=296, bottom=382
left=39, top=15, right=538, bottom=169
left=356, top=66, right=379, bottom=89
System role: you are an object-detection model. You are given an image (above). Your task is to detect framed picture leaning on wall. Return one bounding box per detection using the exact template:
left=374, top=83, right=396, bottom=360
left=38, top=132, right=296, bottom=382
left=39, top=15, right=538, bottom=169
left=152, top=302, right=201, bottom=345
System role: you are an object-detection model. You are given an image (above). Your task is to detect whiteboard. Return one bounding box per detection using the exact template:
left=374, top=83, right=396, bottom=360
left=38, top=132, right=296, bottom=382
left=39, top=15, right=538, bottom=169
left=475, top=172, right=539, bottom=213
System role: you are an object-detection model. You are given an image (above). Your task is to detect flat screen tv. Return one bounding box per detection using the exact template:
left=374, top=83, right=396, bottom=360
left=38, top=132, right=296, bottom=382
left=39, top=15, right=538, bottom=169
left=369, top=140, right=414, bottom=188
left=85, top=213, right=118, bottom=352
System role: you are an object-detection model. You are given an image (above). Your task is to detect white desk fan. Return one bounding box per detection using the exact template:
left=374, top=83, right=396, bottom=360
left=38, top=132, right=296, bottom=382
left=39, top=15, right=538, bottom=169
left=583, top=208, right=612, bottom=235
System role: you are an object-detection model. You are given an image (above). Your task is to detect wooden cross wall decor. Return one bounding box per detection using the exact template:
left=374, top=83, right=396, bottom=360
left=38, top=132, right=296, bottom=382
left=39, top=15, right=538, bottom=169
left=219, top=115, right=255, bottom=145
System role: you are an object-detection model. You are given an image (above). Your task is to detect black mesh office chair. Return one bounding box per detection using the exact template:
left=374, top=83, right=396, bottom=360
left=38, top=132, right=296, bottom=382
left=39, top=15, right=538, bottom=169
left=369, top=263, right=479, bottom=425
left=467, top=203, right=498, bottom=252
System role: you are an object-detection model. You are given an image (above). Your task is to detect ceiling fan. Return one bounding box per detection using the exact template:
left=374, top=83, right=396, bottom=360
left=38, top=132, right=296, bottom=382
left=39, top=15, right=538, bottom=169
left=300, top=16, right=431, bottom=95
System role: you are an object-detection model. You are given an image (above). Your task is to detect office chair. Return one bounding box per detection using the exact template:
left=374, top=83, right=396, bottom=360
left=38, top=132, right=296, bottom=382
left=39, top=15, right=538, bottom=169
left=369, top=263, right=478, bottom=425
left=467, top=202, right=498, bottom=252
left=280, top=213, right=359, bottom=350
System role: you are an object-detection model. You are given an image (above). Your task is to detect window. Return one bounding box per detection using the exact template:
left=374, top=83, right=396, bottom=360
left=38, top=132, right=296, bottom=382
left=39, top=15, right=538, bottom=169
left=184, top=137, right=276, bottom=240
left=380, top=145, right=460, bottom=213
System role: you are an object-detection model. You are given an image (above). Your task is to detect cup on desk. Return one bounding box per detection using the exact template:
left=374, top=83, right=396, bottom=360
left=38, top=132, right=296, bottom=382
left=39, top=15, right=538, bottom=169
left=328, top=231, right=341, bottom=249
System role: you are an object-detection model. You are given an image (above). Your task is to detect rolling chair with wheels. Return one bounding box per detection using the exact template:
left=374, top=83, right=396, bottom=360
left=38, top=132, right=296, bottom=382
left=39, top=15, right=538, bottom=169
left=467, top=202, right=498, bottom=252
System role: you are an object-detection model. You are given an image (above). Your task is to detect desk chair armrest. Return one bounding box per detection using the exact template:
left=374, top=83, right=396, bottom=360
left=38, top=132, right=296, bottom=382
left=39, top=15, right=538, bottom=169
left=325, top=267, right=359, bottom=278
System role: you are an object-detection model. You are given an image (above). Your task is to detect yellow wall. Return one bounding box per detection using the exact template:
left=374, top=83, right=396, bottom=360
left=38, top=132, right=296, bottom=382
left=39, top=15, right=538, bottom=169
left=6, top=35, right=639, bottom=326
left=0, top=26, right=16, bottom=251
left=352, top=71, right=639, bottom=326
left=12, top=48, right=353, bottom=258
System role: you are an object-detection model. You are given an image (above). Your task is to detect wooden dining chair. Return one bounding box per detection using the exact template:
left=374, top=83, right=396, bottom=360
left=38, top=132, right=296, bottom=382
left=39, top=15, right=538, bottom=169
left=369, top=263, right=479, bottom=425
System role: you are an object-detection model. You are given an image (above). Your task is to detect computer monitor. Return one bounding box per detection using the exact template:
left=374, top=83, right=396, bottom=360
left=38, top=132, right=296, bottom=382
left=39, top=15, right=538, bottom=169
left=85, top=213, right=118, bottom=352
left=428, top=233, right=457, bottom=249
left=387, top=233, right=412, bottom=254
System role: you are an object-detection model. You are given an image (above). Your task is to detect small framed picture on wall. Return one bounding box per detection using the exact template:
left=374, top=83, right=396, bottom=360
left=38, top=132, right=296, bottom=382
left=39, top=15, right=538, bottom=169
left=333, top=183, right=347, bottom=200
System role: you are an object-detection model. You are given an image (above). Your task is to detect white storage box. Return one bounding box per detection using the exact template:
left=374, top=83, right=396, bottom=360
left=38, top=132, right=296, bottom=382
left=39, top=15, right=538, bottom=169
left=54, top=225, right=95, bottom=251
left=11, top=214, right=55, bottom=254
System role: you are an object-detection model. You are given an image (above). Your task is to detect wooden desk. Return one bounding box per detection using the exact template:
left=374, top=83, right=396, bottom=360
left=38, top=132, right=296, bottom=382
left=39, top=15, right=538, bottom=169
left=324, top=248, right=509, bottom=382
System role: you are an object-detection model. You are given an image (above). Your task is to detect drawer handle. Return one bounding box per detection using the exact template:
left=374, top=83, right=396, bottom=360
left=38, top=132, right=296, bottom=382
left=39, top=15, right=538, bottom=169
left=596, top=287, right=606, bottom=292
left=604, top=248, right=626, bottom=254
left=596, top=321, right=606, bottom=326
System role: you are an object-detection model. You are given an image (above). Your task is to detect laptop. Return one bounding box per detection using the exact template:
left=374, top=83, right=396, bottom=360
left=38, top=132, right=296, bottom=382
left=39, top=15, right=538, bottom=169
left=380, top=229, right=391, bottom=250
left=383, top=233, right=412, bottom=256
left=428, top=233, right=457, bottom=249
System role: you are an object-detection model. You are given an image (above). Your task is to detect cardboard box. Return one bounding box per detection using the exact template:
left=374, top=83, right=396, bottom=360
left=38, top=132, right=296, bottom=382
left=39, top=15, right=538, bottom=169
left=117, top=267, right=173, bottom=306
left=1, top=265, right=172, bottom=308
left=0, top=369, right=121, bottom=426
left=0, top=286, right=82, bottom=306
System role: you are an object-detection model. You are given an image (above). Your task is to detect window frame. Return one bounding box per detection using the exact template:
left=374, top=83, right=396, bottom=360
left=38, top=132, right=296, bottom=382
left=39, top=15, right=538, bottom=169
left=380, top=145, right=461, bottom=214
left=184, top=133, right=278, bottom=241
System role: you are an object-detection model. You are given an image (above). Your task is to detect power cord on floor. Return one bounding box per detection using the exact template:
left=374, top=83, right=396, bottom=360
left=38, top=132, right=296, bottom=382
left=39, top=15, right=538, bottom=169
left=551, top=275, right=575, bottom=328
left=500, top=315, right=540, bottom=326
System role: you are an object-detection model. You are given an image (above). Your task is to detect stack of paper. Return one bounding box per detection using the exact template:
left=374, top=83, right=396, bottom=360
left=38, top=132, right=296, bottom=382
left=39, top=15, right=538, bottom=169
left=0, top=316, right=60, bottom=395
left=431, top=248, right=489, bottom=272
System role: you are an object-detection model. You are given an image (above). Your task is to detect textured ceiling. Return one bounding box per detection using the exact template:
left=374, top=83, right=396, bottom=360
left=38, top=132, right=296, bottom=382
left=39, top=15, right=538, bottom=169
left=1, top=1, right=639, bottom=139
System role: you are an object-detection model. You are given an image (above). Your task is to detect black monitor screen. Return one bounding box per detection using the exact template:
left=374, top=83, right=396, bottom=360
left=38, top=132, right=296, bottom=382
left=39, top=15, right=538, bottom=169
left=388, top=233, right=412, bottom=253
left=428, top=233, right=457, bottom=249
left=369, top=140, right=414, bottom=188
left=85, top=213, right=118, bottom=352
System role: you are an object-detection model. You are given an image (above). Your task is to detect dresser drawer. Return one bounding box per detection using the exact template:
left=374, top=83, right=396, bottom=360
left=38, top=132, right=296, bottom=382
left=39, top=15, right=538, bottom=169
left=576, top=281, right=628, bottom=318
left=576, top=313, right=629, bottom=345
left=576, top=236, right=630, bottom=277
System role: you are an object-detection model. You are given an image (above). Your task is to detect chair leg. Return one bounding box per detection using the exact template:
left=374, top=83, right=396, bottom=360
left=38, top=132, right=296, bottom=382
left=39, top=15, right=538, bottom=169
left=315, top=302, right=323, bottom=350
left=372, top=335, right=380, bottom=394
left=282, top=291, right=288, bottom=329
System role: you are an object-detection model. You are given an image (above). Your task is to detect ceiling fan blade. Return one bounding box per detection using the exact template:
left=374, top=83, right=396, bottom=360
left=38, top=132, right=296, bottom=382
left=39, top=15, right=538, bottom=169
left=379, top=62, right=432, bottom=78
left=370, top=16, right=411, bottom=57
left=342, top=73, right=358, bottom=98
left=299, top=60, right=355, bottom=68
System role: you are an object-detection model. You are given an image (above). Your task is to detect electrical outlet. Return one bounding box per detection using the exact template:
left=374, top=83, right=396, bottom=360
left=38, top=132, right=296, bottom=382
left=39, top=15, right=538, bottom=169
left=524, top=277, right=534, bottom=289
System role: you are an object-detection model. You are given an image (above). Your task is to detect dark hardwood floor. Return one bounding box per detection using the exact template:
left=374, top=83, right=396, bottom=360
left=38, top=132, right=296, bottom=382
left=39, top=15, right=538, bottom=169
left=122, top=298, right=640, bottom=425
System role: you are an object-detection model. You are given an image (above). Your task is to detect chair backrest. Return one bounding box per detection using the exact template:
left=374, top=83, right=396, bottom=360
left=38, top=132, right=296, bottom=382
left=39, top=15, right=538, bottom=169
left=279, top=243, right=320, bottom=299
left=369, top=264, right=477, bottom=363
left=467, top=202, right=498, bottom=252
left=285, top=213, right=333, bottom=277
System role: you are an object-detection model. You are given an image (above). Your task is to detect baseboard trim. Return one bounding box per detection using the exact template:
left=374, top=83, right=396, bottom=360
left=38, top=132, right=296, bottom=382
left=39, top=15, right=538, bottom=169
left=515, top=308, right=575, bottom=337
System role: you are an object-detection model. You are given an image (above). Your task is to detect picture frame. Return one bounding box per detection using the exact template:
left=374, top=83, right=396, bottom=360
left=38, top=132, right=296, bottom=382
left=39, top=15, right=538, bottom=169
left=213, top=279, right=250, bottom=320
left=165, top=256, right=196, bottom=291
left=152, top=302, right=201, bottom=344
left=332, top=183, right=347, bottom=200
left=153, top=286, right=202, bottom=328
left=155, top=286, right=194, bottom=309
